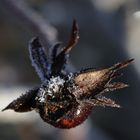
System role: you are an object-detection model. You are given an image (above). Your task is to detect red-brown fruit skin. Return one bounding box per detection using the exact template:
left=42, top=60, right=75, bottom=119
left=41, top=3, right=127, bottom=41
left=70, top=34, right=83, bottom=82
left=46, top=103, right=93, bottom=129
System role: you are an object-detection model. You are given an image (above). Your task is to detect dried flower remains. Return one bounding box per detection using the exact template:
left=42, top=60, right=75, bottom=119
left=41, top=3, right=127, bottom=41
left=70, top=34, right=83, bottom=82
left=2, top=20, right=134, bottom=129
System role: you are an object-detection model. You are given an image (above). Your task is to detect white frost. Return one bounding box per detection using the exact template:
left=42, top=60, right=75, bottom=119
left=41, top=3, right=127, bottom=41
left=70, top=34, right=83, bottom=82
left=36, top=88, right=46, bottom=103
left=48, top=76, right=65, bottom=93
left=36, top=76, right=65, bottom=103
left=76, top=109, right=81, bottom=115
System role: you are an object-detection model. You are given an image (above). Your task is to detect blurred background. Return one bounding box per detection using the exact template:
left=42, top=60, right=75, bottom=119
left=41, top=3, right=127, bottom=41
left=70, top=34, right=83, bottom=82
left=0, top=0, right=140, bottom=140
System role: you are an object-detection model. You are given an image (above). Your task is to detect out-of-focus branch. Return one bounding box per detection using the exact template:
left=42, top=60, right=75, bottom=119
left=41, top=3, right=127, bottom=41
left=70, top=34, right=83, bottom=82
left=1, top=0, right=58, bottom=48
left=0, top=0, right=59, bottom=122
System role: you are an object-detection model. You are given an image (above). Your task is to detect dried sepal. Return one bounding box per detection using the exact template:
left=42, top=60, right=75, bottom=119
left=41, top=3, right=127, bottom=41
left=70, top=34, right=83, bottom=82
left=51, top=20, right=79, bottom=76
left=84, top=96, right=120, bottom=108
left=96, top=96, right=120, bottom=108
left=61, top=19, right=79, bottom=54
left=103, top=82, right=128, bottom=93
left=2, top=88, right=39, bottom=112
left=110, top=59, right=134, bottom=71
left=29, top=37, right=50, bottom=80
left=73, top=59, right=134, bottom=99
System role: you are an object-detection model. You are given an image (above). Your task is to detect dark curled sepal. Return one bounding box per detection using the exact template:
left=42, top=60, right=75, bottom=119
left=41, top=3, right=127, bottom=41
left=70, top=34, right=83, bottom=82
left=2, top=88, right=39, bottom=112
left=51, top=19, right=79, bottom=75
